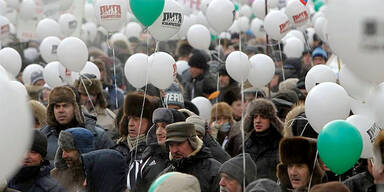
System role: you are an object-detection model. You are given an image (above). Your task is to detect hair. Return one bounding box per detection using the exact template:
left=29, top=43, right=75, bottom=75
left=176, top=41, right=193, bottom=58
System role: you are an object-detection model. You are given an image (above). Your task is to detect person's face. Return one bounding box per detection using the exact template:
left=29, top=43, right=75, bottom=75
left=62, top=149, right=80, bottom=168
left=189, top=67, right=204, bottom=78
left=80, top=93, right=97, bottom=110
left=288, top=163, right=310, bottom=190
left=23, top=151, right=43, bottom=166
left=244, top=94, right=255, bottom=108
left=219, top=75, right=230, bottom=88
left=42, top=89, right=51, bottom=104
left=313, top=56, right=325, bottom=65
left=128, top=116, right=149, bottom=137
left=33, top=79, right=45, bottom=87
left=253, top=114, right=270, bottom=132
left=156, top=122, right=167, bottom=145
left=302, top=53, right=312, bottom=66
left=213, top=116, right=230, bottom=126
left=219, top=173, right=242, bottom=192
left=54, top=102, right=75, bottom=125
left=231, top=100, right=243, bottom=119
left=169, top=140, right=194, bottom=160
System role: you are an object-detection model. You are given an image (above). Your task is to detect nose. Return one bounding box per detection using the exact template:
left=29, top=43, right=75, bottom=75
left=219, top=177, right=226, bottom=187
left=128, top=117, right=135, bottom=127
left=169, top=145, right=178, bottom=154
left=62, top=151, right=68, bottom=159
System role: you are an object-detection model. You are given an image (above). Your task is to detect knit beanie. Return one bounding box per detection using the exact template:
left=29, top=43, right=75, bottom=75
left=219, top=153, right=257, bottom=186
left=245, top=178, right=281, bottom=192
left=32, top=130, right=48, bottom=158
left=312, top=47, right=327, bottom=61
left=149, top=172, right=201, bottom=192
left=58, top=127, right=94, bottom=154
left=186, top=115, right=206, bottom=136
left=165, top=83, right=184, bottom=109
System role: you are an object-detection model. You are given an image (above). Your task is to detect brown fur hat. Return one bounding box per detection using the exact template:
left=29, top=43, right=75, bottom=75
left=29, top=100, right=47, bottom=126
left=26, top=85, right=43, bottom=100
left=277, top=137, right=325, bottom=190
left=47, top=86, right=84, bottom=127
left=310, top=182, right=350, bottom=192
left=73, top=78, right=107, bottom=108
left=374, top=129, right=384, bottom=163
left=119, top=92, right=154, bottom=137
left=244, top=98, right=284, bottom=134
left=210, top=102, right=234, bottom=124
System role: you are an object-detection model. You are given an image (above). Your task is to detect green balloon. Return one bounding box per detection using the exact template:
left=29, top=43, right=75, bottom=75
left=130, top=0, right=165, bottom=27
left=314, top=0, right=325, bottom=12
left=234, top=2, right=239, bottom=11
left=211, top=34, right=218, bottom=41
left=317, top=120, right=363, bottom=175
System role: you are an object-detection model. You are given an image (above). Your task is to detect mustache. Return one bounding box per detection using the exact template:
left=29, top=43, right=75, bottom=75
left=220, top=186, right=231, bottom=192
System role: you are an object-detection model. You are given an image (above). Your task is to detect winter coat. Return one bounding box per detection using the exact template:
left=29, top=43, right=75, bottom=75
left=103, top=85, right=125, bottom=111
left=50, top=166, right=85, bottom=192
left=203, top=133, right=231, bottom=163
left=161, top=138, right=221, bottom=192
left=8, top=164, right=64, bottom=192
left=87, top=106, right=118, bottom=140
left=82, top=149, right=128, bottom=192
left=40, top=113, right=115, bottom=163
left=182, top=70, right=217, bottom=101
left=344, top=171, right=375, bottom=192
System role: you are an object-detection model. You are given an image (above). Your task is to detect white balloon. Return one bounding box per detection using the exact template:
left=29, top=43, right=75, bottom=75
left=219, top=32, right=231, bottom=40
left=125, top=22, right=142, bottom=38
left=187, top=24, right=211, bottom=50
left=59, top=13, right=78, bottom=37
left=191, top=96, right=212, bottom=121
left=305, top=64, right=336, bottom=92
left=0, top=0, right=6, bottom=15
left=311, top=11, right=324, bottom=26
left=22, top=64, right=44, bottom=85
left=9, top=80, right=28, bottom=98
left=285, top=0, right=310, bottom=27
left=371, top=83, right=384, bottom=128
left=206, top=0, right=234, bottom=33
left=177, top=15, right=193, bottom=39
left=225, top=51, right=250, bottom=82
left=264, top=10, right=290, bottom=40
left=306, top=27, right=315, bottom=45
left=57, top=37, right=88, bottom=72
left=0, top=47, right=21, bottom=76
left=285, top=29, right=305, bottom=43
left=60, top=0, right=73, bottom=10
left=283, top=37, right=304, bottom=58
left=149, top=0, right=184, bottom=41
left=252, top=0, right=268, bottom=20
left=36, top=18, right=61, bottom=40
left=19, top=0, right=36, bottom=20
left=350, top=98, right=374, bottom=117
left=195, top=11, right=208, bottom=27
left=176, top=60, right=189, bottom=75
left=0, top=77, right=33, bottom=180
left=199, top=0, right=211, bottom=14
left=81, top=22, right=97, bottom=42
left=81, top=62, right=101, bottom=80
left=250, top=18, right=265, bottom=37
left=240, top=5, right=252, bottom=18
left=248, top=54, right=275, bottom=88
left=305, top=82, right=351, bottom=133
left=84, top=3, right=95, bottom=22
left=95, top=0, right=127, bottom=32
left=347, top=115, right=376, bottom=159
left=339, top=64, right=374, bottom=101
left=228, top=19, right=240, bottom=33
left=269, top=0, right=279, bottom=8
left=124, top=53, right=149, bottom=89
left=0, top=16, right=10, bottom=41
left=57, top=63, right=76, bottom=85
left=43, top=61, right=66, bottom=88
left=39, top=36, right=61, bottom=63
left=314, top=16, right=328, bottom=42
left=238, top=16, right=250, bottom=32
left=327, top=0, right=384, bottom=84
left=110, top=32, right=128, bottom=43
left=4, top=0, right=19, bottom=9
left=148, top=52, right=175, bottom=90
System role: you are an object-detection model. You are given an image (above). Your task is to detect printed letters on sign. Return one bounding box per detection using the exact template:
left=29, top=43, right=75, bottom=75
left=293, top=11, right=308, bottom=24
left=279, top=20, right=289, bottom=34
left=162, top=12, right=182, bottom=28
left=100, top=5, right=122, bottom=19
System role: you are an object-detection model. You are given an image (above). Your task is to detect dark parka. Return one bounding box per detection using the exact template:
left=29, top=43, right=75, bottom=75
left=161, top=138, right=221, bottom=192
left=344, top=171, right=375, bottom=192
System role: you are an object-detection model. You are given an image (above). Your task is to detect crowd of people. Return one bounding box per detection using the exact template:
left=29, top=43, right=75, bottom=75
left=1, top=11, right=383, bottom=192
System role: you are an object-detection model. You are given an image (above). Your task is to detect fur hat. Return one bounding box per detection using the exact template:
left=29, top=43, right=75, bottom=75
left=47, top=86, right=84, bottom=127
left=277, top=137, right=325, bottom=190
left=244, top=98, right=283, bottom=133
left=58, top=127, right=94, bottom=154
left=279, top=78, right=299, bottom=91
left=310, top=182, right=350, bottom=192
left=374, top=129, right=384, bottom=164
left=29, top=100, right=47, bottom=127
left=119, top=92, right=154, bottom=137
left=219, top=153, right=257, bottom=186
left=149, top=172, right=201, bottom=192
left=74, top=77, right=107, bottom=108
left=26, top=85, right=43, bottom=100
left=186, top=115, right=206, bottom=136
left=210, top=102, right=234, bottom=124
left=188, top=52, right=208, bottom=70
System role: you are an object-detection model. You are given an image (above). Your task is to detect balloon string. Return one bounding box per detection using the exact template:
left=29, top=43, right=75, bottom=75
left=307, top=150, right=318, bottom=192
left=155, top=41, right=159, bottom=53
left=239, top=32, right=242, bottom=52
left=80, top=77, right=96, bottom=113
left=278, top=42, right=286, bottom=81
left=241, top=81, right=247, bottom=190
left=112, top=47, right=119, bottom=109
left=215, top=37, right=222, bottom=124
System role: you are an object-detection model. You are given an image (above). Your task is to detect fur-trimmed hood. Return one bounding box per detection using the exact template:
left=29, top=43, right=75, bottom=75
left=277, top=137, right=325, bottom=190
left=47, top=86, right=84, bottom=127
left=29, top=100, right=47, bottom=127
left=74, top=78, right=107, bottom=108
left=210, top=102, right=234, bottom=125
left=283, top=103, right=318, bottom=138
left=374, top=129, right=384, bottom=164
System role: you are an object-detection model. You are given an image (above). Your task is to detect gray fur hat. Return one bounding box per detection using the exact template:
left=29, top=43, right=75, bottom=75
left=186, top=115, right=206, bottom=136
left=58, top=127, right=94, bottom=154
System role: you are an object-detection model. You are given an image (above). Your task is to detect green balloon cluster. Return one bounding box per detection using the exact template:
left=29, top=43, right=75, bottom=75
left=317, top=120, right=363, bottom=175
left=314, top=0, right=325, bottom=12
left=130, top=0, right=165, bottom=27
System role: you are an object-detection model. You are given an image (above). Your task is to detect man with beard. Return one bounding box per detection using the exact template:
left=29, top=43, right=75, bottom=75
left=51, top=127, right=95, bottom=192
left=161, top=122, right=221, bottom=192
left=8, top=130, right=64, bottom=192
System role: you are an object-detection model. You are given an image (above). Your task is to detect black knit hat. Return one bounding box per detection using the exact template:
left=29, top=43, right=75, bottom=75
left=188, top=52, right=208, bottom=70
left=32, top=130, right=47, bottom=158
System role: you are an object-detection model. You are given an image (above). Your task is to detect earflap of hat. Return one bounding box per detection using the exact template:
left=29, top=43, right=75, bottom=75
left=277, top=163, right=292, bottom=189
